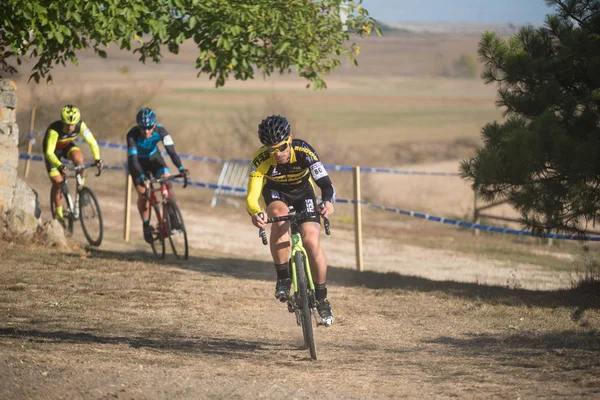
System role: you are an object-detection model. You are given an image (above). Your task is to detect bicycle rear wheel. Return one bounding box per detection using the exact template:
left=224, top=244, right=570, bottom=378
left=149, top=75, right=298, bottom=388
left=149, top=203, right=165, bottom=259
left=78, top=187, right=103, bottom=247
left=295, top=251, right=317, bottom=360
left=164, top=198, right=188, bottom=260
left=50, top=184, right=74, bottom=235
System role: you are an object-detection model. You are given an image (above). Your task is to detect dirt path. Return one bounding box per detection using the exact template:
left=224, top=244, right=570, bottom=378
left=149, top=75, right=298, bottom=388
left=2, top=180, right=597, bottom=399
left=100, top=192, right=573, bottom=291
left=1, top=239, right=599, bottom=399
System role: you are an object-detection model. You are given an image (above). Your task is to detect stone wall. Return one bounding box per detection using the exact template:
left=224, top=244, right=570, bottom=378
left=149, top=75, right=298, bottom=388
left=0, top=78, right=65, bottom=247
left=0, top=78, right=19, bottom=208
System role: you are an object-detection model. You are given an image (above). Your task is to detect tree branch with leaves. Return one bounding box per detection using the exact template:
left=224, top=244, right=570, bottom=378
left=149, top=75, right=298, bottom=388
left=0, top=0, right=380, bottom=88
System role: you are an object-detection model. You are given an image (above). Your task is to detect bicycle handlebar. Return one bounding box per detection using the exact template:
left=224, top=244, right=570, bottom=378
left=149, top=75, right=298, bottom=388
left=148, top=173, right=189, bottom=188
left=63, top=163, right=102, bottom=178
left=258, top=213, right=268, bottom=245
left=258, top=207, right=331, bottom=246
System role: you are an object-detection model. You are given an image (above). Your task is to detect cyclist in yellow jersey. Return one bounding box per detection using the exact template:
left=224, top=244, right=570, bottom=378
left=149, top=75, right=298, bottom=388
left=246, top=115, right=336, bottom=326
left=43, top=105, right=104, bottom=223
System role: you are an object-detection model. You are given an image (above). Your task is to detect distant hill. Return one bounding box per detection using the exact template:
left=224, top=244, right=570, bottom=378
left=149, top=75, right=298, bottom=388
left=377, top=21, right=538, bottom=35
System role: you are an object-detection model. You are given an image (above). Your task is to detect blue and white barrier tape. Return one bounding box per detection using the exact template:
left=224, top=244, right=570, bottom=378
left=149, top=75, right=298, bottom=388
left=70, top=138, right=460, bottom=176
left=334, top=198, right=600, bottom=241
left=325, top=165, right=460, bottom=176
left=20, top=153, right=44, bottom=161
left=19, top=153, right=124, bottom=171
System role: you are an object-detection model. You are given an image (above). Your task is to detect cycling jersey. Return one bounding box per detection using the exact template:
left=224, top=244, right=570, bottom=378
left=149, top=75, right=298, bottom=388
left=43, top=120, right=101, bottom=168
left=246, top=138, right=335, bottom=215
left=126, top=124, right=183, bottom=179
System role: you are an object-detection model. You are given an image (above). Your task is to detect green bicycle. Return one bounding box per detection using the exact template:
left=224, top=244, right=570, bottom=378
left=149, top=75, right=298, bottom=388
left=259, top=206, right=331, bottom=361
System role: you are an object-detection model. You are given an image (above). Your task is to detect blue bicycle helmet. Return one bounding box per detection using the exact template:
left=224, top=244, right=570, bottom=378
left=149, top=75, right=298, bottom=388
left=136, top=108, right=157, bottom=129
left=258, top=115, right=291, bottom=145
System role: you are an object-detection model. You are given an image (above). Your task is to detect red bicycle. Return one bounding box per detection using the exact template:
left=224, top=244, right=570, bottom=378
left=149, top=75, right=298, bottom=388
left=145, top=173, right=189, bottom=260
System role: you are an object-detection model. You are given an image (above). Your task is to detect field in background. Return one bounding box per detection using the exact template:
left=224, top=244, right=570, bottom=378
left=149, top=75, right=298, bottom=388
left=13, top=32, right=514, bottom=224
left=14, top=32, right=502, bottom=162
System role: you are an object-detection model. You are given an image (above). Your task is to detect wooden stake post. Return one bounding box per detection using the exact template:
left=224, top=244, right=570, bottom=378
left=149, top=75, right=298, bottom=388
left=353, top=166, right=364, bottom=272
left=24, top=107, right=36, bottom=178
left=124, top=172, right=132, bottom=242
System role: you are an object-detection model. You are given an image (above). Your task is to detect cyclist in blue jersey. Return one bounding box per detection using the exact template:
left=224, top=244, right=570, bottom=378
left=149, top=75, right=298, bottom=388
left=126, top=108, right=189, bottom=243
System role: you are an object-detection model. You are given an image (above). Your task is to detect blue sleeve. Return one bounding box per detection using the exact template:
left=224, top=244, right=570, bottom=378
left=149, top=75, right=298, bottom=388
left=126, top=129, right=144, bottom=177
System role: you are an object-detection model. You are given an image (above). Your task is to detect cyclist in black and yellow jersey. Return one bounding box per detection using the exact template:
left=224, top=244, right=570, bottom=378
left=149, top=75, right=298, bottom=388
left=246, top=115, right=336, bottom=326
left=43, top=105, right=103, bottom=223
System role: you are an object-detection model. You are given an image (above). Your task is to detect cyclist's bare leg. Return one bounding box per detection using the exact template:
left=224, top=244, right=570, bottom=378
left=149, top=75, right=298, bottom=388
left=300, top=221, right=327, bottom=284
left=50, top=174, right=64, bottom=210
left=134, top=184, right=150, bottom=220
left=67, top=148, right=85, bottom=177
left=266, top=200, right=291, bottom=264
left=162, top=172, right=176, bottom=200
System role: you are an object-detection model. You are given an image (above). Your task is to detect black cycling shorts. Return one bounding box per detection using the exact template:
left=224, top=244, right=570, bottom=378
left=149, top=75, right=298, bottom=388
left=44, top=142, right=80, bottom=176
left=131, top=152, right=171, bottom=181
left=262, top=182, right=320, bottom=224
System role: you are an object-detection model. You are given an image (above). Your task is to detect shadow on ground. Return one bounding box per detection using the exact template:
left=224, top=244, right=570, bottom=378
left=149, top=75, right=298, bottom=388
left=428, top=330, right=600, bottom=355
left=0, top=327, right=282, bottom=359
left=83, top=248, right=600, bottom=312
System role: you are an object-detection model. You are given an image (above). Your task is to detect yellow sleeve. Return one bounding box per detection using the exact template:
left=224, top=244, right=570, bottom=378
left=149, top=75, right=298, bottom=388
left=245, top=149, right=269, bottom=215
left=44, top=129, right=62, bottom=167
left=246, top=173, right=265, bottom=215
left=79, top=122, right=101, bottom=160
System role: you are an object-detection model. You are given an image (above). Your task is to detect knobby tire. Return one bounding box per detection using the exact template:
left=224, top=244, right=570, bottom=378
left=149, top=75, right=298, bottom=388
left=165, top=198, right=188, bottom=260
left=78, top=187, right=103, bottom=247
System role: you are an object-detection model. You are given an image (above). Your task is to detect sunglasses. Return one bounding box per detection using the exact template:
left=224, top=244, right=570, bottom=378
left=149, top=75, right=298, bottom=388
left=140, top=124, right=155, bottom=131
left=267, top=140, right=289, bottom=154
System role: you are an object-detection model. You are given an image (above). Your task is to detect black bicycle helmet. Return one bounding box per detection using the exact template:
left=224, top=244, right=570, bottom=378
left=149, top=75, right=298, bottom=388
left=258, top=115, right=291, bottom=145
left=136, top=108, right=157, bottom=129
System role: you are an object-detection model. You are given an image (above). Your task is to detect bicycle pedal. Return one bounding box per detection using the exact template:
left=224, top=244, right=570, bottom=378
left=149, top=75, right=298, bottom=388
left=287, top=302, right=295, bottom=313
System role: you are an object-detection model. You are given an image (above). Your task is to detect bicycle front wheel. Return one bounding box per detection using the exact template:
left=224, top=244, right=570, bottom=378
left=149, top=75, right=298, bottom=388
left=149, top=203, right=165, bottom=259
left=164, top=198, right=188, bottom=260
left=78, top=187, right=103, bottom=247
left=295, top=251, right=317, bottom=360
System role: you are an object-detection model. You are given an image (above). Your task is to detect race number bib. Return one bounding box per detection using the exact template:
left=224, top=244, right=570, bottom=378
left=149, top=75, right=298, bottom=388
left=310, top=162, right=328, bottom=180
left=163, top=135, right=174, bottom=146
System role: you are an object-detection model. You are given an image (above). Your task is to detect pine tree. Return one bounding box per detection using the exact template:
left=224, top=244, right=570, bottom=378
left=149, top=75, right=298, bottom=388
left=461, top=0, right=600, bottom=236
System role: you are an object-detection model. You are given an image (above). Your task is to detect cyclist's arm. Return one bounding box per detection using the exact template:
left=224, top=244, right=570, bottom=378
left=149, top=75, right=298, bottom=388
left=44, top=129, right=62, bottom=168
left=164, top=143, right=183, bottom=171
left=246, top=152, right=268, bottom=215
left=126, top=131, right=145, bottom=178
left=246, top=174, right=264, bottom=216
left=310, top=161, right=336, bottom=203
left=79, top=122, right=101, bottom=161
left=159, top=128, right=183, bottom=171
